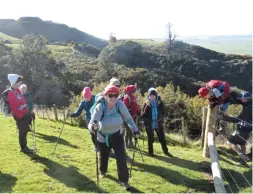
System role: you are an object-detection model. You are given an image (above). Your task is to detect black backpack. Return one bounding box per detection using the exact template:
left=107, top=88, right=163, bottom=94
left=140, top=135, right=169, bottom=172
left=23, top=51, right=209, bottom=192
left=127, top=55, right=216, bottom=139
left=0, top=88, right=12, bottom=117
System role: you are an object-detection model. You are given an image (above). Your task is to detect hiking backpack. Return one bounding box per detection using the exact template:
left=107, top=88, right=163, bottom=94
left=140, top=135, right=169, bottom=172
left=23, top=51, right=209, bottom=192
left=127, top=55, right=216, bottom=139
left=0, top=88, right=12, bottom=117
left=90, top=93, right=122, bottom=122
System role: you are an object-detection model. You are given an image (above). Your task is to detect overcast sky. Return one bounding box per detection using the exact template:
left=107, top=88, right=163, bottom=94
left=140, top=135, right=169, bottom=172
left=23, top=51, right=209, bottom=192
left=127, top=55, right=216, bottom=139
left=0, top=0, right=252, bottom=39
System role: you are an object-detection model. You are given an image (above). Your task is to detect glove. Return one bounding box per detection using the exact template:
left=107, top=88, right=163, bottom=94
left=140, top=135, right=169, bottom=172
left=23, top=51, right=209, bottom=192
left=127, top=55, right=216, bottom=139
left=134, top=131, right=140, bottom=139
left=209, top=101, right=218, bottom=109
left=92, top=120, right=99, bottom=131
left=238, top=121, right=252, bottom=129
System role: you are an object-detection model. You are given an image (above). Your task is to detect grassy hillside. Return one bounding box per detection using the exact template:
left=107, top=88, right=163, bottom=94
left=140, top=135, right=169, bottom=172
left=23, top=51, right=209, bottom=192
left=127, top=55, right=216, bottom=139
left=0, top=17, right=108, bottom=48
left=0, top=32, right=21, bottom=44
left=0, top=115, right=251, bottom=193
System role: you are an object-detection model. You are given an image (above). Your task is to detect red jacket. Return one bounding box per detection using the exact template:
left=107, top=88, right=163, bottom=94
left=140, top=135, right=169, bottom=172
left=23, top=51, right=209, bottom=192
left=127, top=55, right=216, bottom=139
left=7, top=88, right=28, bottom=119
left=122, top=94, right=139, bottom=118
left=206, top=80, right=230, bottom=99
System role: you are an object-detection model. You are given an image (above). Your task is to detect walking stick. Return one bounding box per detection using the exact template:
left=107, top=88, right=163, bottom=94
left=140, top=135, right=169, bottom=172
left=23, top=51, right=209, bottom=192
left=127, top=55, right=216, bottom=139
left=93, top=120, right=99, bottom=192
left=31, top=117, right=37, bottom=153
left=129, top=138, right=138, bottom=178
left=52, top=110, right=69, bottom=154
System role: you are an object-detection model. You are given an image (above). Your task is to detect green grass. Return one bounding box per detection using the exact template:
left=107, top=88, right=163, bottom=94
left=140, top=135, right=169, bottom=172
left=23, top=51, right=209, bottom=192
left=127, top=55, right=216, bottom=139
left=0, top=32, right=21, bottom=44
left=0, top=115, right=251, bottom=193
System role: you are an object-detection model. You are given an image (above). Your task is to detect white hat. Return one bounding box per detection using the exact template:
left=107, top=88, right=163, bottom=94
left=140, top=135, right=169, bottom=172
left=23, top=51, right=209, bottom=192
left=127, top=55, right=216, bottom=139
left=148, top=87, right=157, bottom=93
left=8, top=74, right=22, bottom=86
left=109, top=77, right=121, bottom=87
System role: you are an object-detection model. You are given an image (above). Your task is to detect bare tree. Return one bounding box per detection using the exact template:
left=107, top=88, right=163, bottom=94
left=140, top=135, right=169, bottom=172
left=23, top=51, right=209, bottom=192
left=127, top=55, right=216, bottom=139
left=166, top=22, right=176, bottom=49
left=109, top=33, right=117, bottom=44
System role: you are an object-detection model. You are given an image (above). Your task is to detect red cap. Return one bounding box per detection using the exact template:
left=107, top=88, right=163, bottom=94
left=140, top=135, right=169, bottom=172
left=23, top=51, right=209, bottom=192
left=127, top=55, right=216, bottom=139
left=82, top=87, right=92, bottom=99
left=124, top=85, right=136, bottom=94
left=104, top=85, right=120, bottom=96
left=198, top=87, right=209, bottom=98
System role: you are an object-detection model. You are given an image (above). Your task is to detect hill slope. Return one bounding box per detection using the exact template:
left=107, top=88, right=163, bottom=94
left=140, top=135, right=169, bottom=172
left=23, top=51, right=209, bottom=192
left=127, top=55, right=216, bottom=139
left=0, top=116, right=251, bottom=193
left=98, top=40, right=252, bottom=94
left=0, top=17, right=108, bottom=48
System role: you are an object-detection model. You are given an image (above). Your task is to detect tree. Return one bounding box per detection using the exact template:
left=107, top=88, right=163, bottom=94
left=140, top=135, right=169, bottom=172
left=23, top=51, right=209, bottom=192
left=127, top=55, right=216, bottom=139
left=166, top=22, right=176, bottom=49
left=109, top=33, right=117, bottom=44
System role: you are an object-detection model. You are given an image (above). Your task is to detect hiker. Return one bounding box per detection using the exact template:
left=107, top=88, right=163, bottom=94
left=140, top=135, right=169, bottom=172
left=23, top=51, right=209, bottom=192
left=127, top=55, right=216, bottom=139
left=67, top=87, right=97, bottom=150
left=198, top=80, right=231, bottom=111
left=109, top=77, right=121, bottom=88
left=6, top=74, right=33, bottom=153
left=141, top=87, right=173, bottom=157
left=122, top=85, right=140, bottom=148
left=20, top=84, right=35, bottom=123
left=216, top=91, right=252, bottom=165
left=88, top=85, right=140, bottom=190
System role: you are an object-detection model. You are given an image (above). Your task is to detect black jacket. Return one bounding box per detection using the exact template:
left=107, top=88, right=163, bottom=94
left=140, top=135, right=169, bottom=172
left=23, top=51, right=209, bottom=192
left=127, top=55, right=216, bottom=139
left=223, top=100, right=252, bottom=134
left=140, top=96, right=165, bottom=122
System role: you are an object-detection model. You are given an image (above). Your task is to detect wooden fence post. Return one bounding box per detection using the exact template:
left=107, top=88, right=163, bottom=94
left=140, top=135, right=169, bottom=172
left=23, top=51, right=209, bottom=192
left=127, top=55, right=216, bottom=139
left=41, top=105, right=45, bottom=119
left=53, top=104, right=58, bottom=121
left=208, top=132, right=226, bottom=193
left=63, top=106, right=66, bottom=121
left=45, top=106, right=50, bottom=120
left=181, top=117, right=187, bottom=144
left=35, top=104, right=39, bottom=117
left=201, top=106, right=208, bottom=147
left=202, top=105, right=219, bottom=158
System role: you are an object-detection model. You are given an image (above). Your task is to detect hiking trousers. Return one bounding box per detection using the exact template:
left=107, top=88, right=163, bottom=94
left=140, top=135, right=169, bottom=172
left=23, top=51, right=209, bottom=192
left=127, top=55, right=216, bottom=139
left=98, top=131, right=129, bottom=183
left=15, top=115, right=31, bottom=150
left=144, top=120, right=168, bottom=154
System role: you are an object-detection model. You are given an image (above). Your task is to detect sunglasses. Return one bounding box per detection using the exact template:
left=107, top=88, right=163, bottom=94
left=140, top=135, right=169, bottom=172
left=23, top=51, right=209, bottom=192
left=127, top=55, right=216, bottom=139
left=108, top=93, right=119, bottom=98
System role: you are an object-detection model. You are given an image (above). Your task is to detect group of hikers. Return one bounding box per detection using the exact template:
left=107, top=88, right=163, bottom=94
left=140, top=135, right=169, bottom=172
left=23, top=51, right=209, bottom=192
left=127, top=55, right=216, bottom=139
left=1, top=73, right=252, bottom=190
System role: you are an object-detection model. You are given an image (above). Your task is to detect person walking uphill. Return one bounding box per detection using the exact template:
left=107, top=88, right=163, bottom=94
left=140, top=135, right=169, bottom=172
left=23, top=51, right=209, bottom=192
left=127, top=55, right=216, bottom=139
left=88, top=85, right=140, bottom=190
left=6, top=74, right=33, bottom=153
left=141, top=88, right=173, bottom=157
left=67, top=87, right=97, bottom=150
left=122, top=85, right=140, bottom=148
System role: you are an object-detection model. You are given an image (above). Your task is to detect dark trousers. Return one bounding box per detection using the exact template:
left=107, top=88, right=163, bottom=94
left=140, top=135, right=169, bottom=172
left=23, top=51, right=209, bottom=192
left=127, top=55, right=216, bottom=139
left=98, top=131, right=129, bottom=183
left=15, top=116, right=30, bottom=150
left=144, top=121, right=168, bottom=154
left=90, top=132, right=96, bottom=147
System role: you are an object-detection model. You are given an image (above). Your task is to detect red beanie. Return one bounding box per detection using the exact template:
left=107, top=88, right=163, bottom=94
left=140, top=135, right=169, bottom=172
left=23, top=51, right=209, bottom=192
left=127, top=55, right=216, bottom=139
left=198, top=87, right=209, bottom=98
left=82, top=87, right=92, bottom=99
left=104, top=85, right=120, bottom=96
left=124, top=85, right=136, bottom=94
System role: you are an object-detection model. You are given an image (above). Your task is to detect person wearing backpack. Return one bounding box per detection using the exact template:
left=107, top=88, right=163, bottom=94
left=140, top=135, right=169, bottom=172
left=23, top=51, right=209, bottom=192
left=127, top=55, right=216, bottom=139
left=20, top=84, right=35, bottom=124
left=141, top=87, right=173, bottom=157
left=5, top=74, right=33, bottom=153
left=122, top=85, right=140, bottom=148
left=216, top=91, right=252, bottom=165
left=88, top=85, right=140, bottom=190
left=67, top=87, right=97, bottom=150
left=198, top=80, right=231, bottom=111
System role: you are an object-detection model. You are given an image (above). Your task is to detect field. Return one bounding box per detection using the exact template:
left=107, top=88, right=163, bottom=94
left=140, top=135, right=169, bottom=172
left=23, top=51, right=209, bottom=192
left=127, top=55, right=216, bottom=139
left=178, top=35, right=252, bottom=55
left=0, top=115, right=252, bottom=193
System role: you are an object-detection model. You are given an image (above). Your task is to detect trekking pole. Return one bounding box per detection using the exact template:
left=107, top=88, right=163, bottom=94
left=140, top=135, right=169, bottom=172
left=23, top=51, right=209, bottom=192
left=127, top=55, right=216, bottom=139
left=136, top=140, right=144, bottom=163
left=52, top=110, right=69, bottom=154
left=31, top=117, right=37, bottom=153
left=129, top=138, right=138, bottom=178
left=93, top=120, right=99, bottom=192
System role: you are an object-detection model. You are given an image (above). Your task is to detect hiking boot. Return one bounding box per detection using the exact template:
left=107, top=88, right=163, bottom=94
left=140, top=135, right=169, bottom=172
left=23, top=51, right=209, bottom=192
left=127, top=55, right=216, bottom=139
left=119, top=182, right=131, bottom=190
left=164, top=151, right=173, bottom=157
left=20, top=147, right=33, bottom=153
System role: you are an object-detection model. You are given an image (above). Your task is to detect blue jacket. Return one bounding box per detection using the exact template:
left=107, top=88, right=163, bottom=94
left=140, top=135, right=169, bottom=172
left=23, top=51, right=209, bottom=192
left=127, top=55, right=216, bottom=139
left=70, top=95, right=95, bottom=122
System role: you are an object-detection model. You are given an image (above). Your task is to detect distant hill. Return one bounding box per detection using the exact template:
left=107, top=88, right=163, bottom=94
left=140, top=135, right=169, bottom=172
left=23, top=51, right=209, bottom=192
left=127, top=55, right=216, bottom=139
left=0, top=17, right=108, bottom=48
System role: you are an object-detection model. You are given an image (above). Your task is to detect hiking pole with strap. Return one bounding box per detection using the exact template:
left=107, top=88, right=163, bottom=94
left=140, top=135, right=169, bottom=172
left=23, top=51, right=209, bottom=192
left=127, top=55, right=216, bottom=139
left=53, top=110, right=69, bottom=154
left=129, top=138, right=138, bottom=178
left=93, top=120, right=99, bottom=192
left=31, top=117, right=37, bottom=154
left=136, top=140, right=144, bottom=163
